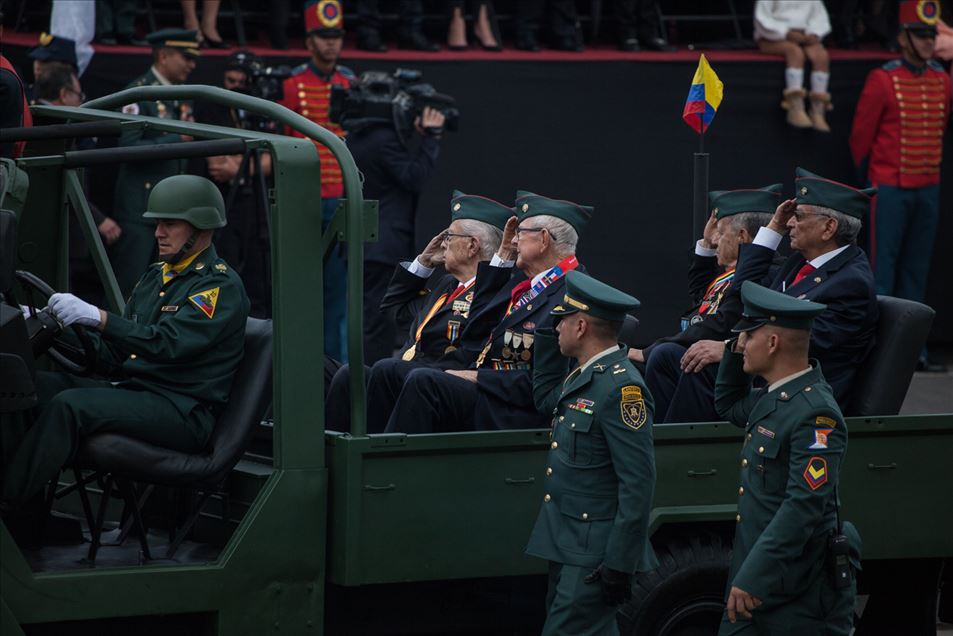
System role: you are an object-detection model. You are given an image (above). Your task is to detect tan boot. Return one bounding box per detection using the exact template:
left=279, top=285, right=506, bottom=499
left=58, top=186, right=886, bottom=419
left=781, top=88, right=812, bottom=128
left=809, top=92, right=833, bottom=132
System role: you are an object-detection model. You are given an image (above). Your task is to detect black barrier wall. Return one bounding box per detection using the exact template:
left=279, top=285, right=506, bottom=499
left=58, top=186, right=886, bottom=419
left=7, top=48, right=952, bottom=344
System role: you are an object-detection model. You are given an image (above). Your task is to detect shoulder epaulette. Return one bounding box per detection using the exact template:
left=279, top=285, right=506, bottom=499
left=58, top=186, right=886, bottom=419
left=926, top=59, right=944, bottom=72
left=337, top=65, right=357, bottom=79
left=290, top=63, right=308, bottom=76
left=881, top=59, right=902, bottom=71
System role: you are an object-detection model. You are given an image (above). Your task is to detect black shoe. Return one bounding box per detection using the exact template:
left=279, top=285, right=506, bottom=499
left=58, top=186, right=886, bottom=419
left=642, top=36, right=675, bottom=52
left=399, top=31, right=439, bottom=52
left=516, top=32, right=540, bottom=52
left=358, top=32, right=388, bottom=52
left=552, top=35, right=583, bottom=52
left=620, top=37, right=640, bottom=52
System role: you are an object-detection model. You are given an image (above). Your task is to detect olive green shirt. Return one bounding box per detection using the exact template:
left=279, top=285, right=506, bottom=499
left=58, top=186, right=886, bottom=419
left=526, top=329, right=658, bottom=574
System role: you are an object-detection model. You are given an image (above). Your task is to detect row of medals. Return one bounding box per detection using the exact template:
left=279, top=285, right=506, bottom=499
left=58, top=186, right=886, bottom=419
left=501, top=329, right=534, bottom=362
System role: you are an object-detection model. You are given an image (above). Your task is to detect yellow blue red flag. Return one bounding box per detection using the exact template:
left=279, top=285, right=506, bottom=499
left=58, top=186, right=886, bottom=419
left=682, top=54, right=724, bottom=134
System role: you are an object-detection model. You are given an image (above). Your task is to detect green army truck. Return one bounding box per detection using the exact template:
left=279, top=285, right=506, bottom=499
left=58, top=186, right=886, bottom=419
left=1, top=87, right=951, bottom=636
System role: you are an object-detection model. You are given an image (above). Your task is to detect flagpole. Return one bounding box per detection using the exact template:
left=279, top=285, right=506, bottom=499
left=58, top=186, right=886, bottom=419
left=692, top=120, right=709, bottom=244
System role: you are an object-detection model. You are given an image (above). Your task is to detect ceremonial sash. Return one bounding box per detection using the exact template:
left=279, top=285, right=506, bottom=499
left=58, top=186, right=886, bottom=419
left=698, top=268, right=735, bottom=315
left=402, top=279, right=475, bottom=361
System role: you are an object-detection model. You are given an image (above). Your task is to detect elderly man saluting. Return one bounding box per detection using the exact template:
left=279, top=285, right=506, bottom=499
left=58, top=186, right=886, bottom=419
left=385, top=191, right=591, bottom=433
left=325, top=190, right=512, bottom=432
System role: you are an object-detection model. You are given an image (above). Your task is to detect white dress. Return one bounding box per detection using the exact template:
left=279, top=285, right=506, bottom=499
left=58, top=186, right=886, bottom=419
left=753, top=0, right=832, bottom=42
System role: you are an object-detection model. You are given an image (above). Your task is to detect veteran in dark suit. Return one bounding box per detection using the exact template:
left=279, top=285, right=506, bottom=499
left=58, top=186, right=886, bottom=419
left=325, top=190, right=512, bottom=432
left=635, top=185, right=780, bottom=423
left=732, top=168, right=878, bottom=410
left=110, top=29, right=199, bottom=297
left=715, top=281, right=860, bottom=634
left=384, top=191, right=591, bottom=433
left=527, top=270, right=657, bottom=635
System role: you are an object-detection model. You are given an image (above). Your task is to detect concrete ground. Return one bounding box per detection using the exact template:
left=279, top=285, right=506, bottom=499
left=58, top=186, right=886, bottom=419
left=900, top=346, right=953, bottom=415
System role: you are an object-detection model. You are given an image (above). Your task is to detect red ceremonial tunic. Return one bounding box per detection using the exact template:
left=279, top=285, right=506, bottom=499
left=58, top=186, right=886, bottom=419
left=279, top=62, right=354, bottom=199
left=849, top=59, right=951, bottom=189
left=0, top=55, right=33, bottom=158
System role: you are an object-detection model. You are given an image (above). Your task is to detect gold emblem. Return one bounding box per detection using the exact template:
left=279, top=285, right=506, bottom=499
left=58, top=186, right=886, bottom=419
left=444, top=345, right=457, bottom=354
left=195, top=262, right=205, bottom=270
left=814, top=276, right=822, bottom=283
left=453, top=202, right=461, bottom=211
left=215, top=263, right=227, bottom=272
left=39, top=32, right=54, bottom=46
left=620, top=385, right=647, bottom=430
left=521, top=203, right=529, bottom=212
left=800, top=186, right=808, bottom=196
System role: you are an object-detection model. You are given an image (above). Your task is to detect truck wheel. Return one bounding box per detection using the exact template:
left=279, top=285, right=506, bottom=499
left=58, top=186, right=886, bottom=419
left=619, top=532, right=730, bottom=636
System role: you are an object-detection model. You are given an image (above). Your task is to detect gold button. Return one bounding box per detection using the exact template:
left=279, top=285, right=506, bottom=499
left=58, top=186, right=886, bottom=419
left=559, top=416, right=564, bottom=422
left=544, top=494, right=551, bottom=503
left=159, top=291, right=165, bottom=297
left=582, top=513, right=589, bottom=520
left=805, top=386, right=812, bottom=392
left=758, top=446, right=765, bottom=454
left=145, top=182, right=151, bottom=189
left=546, top=467, right=552, bottom=476
left=738, top=486, right=744, bottom=495
left=570, top=423, right=576, bottom=429
left=130, top=354, right=137, bottom=360
left=551, top=441, right=558, bottom=449
left=746, top=433, right=752, bottom=441
left=741, top=459, right=748, bottom=467
left=736, top=514, right=742, bottom=523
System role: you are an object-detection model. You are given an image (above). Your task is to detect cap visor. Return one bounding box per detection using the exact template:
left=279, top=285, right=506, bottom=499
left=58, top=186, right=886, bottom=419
left=731, top=316, right=768, bottom=333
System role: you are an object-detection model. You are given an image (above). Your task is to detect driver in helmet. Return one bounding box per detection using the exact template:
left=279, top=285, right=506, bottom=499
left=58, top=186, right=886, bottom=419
left=1, top=175, right=249, bottom=514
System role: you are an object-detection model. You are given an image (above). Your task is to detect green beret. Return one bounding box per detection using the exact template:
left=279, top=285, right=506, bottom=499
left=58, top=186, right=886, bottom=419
left=710, top=184, right=783, bottom=219
left=515, top=190, right=592, bottom=235
left=146, top=28, right=201, bottom=57
left=450, top=190, right=514, bottom=231
left=733, top=280, right=827, bottom=333
left=551, top=270, right=640, bottom=323
left=794, top=167, right=875, bottom=219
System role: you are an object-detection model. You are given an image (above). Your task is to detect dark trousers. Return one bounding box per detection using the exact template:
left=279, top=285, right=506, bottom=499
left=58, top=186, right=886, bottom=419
left=327, top=358, right=426, bottom=433
left=870, top=184, right=939, bottom=303
left=515, top=0, right=579, bottom=39
left=363, top=261, right=399, bottom=365
left=645, top=342, right=720, bottom=424
left=616, top=0, right=661, bottom=41
left=2, top=372, right=211, bottom=505
left=355, top=0, right=424, bottom=36
left=96, top=0, right=137, bottom=37
left=542, top=563, right=619, bottom=636
left=385, top=367, right=478, bottom=433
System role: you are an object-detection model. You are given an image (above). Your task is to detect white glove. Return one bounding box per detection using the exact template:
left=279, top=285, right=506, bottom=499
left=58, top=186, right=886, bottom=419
left=49, top=293, right=101, bottom=327
left=19, top=305, right=33, bottom=320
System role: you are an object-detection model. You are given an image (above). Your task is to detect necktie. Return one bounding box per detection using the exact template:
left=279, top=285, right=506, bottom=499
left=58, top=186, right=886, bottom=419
left=792, top=262, right=816, bottom=287
left=447, top=283, right=468, bottom=303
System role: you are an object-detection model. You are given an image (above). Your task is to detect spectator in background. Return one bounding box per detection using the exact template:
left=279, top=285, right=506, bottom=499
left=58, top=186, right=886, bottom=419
left=355, top=0, right=439, bottom=52
left=754, top=0, right=833, bottom=132
left=447, top=1, right=501, bottom=51
left=515, top=0, right=583, bottom=51
left=96, top=0, right=147, bottom=46
left=277, top=0, right=354, bottom=360
left=110, top=29, right=199, bottom=297
left=50, top=1, right=96, bottom=75
left=181, top=0, right=226, bottom=48
left=27, top=33, right=78, bottom=84
left=347, top=106, right=444, bottom=365
left=616, top=0, right=674, bottom=51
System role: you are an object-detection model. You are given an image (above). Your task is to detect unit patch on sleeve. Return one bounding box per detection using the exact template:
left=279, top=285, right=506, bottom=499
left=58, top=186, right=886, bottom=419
left=188, top=287, right=221, bottom=319
left=815, top=416, right=837, bottom=427
left=620, top=385, right=647, bottom=430
left=803, top=456, right=828, bottom=490
left=808, top=429, right=833, bottom=450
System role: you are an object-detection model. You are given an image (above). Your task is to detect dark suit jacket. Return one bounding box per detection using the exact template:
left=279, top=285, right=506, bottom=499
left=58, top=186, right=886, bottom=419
left=346, top=124, right=439, bottom=266
left=733, top=242, right=878, bottom=407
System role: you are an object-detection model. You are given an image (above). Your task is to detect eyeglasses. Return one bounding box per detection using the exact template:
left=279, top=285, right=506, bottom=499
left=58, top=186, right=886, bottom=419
left=443, top=232, right=473, bottom=241
left=792, top=211, right=831, bottom=223
left=515, top=226, right=546, bottom=239
left=64, top=86, right=86, bottom=101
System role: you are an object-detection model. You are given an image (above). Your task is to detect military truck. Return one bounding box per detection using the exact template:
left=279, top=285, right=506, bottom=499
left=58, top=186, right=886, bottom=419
left=1, top=87, right=950, bottom=636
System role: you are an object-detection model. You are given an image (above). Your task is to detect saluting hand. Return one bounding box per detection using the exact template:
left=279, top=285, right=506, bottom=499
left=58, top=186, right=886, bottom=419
left=418, top=230, right=448, bottom=268
left=701, top=210, right=719, bottom=249
left=767, top=198, right=797, bottom=234
left=497, top=216, right=519, bottom=262
left=726, top=585, right=762, bottom=623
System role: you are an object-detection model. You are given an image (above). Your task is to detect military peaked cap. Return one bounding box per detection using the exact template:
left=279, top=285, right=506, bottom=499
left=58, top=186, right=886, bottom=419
left=305, top=0, right=344, bottom=36
left=27, top=33, right=78, bottom=68
left=146, top=28, right=201, bottom=57
left=794, top=168, right=875, bottom=220
left=733, top=280, right=827, bottom=333
left=515, top=190, right=592, bottom=235
left=899, top=0, right=940, bottom=34
left=551, top=270, right=640, bottom=322
left=710, top=184, right=783, bottom=219
left=450, top=190, right=514, bottom=230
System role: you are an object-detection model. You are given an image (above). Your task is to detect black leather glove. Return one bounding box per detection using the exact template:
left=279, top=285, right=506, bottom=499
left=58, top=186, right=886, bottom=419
left=584, top=564, right=632, bottom=606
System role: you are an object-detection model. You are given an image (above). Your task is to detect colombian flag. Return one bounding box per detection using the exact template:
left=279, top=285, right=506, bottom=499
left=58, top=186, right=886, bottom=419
left=682, top=54, right=724, bottom=134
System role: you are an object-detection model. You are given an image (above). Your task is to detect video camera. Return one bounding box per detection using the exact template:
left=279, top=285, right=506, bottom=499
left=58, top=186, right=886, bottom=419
left=226, top=50, right=293, bottom=103
left=330, top=69, right=459, bottom=144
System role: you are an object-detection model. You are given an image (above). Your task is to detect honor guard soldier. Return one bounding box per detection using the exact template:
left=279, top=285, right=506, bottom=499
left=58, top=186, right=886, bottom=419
left=278, top=0, right=354, bottom=361
left=325, top=190, right=512, bottom=432
left=111, top=28, right=200, bottom=297
left=384, top=191, right=591, bottom=433
left=27, top=33, right=78, bottom=85
left=637, top=184, right=780, bottom=423
left=527, top=270, right=657, bottom=636
left=2, top=175, right=250, bottom=512
left=849, top=1, right=951, bottom=319
left=715, top=281, right=860, bottom=634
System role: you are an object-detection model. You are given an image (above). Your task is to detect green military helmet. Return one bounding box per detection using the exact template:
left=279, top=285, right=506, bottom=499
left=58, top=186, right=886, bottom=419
left=143, top=175, right=227, bottom=229
left=732, top=280, right=827, bottom=333
left=551, top=270, right=640, bottom=322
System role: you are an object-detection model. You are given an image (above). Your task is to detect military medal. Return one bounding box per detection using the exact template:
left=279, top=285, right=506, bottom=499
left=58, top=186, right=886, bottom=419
left=476, top=340, right=492, bottom=368
left=444, top=345, right=457, bottom=354
left=446, top=320, right=461, bottom=346
left=502, top=330, right=514, bottom=359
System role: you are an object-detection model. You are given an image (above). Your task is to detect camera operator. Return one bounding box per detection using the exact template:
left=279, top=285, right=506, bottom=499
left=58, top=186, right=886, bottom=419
left=192, top=50, right=275, bottom=318
left=346, top=99, right=445, bottom=364
left=277, top=0, right=354, bottom=362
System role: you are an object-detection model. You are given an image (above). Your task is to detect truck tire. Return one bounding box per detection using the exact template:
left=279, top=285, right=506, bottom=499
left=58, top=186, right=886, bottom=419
left=618, top=532, right=730, bottom=636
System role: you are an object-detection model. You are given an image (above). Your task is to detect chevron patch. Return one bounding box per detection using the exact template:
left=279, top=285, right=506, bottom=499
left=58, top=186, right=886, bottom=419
left=803, top=456, right=828, bottom=490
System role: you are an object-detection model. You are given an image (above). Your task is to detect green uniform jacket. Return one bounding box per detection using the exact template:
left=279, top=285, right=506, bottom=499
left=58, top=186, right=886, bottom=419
left=714, top=346, right=855, bottom=607
left=526, top=330, right=658, bottom=575
left=95, top=244, right=250, bottom=418
left=114, top=68, right=191, bottom=226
